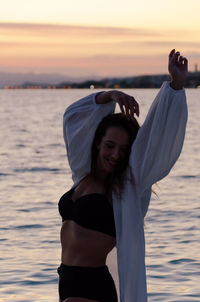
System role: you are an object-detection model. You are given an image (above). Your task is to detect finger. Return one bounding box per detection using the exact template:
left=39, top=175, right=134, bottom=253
left=128, top=104, right=135, bottom=120
left=128, top=96, right=140, bottom=117
left=129, top=102, right=138, bottom=119
left=179, top=56, right=184, bottom=64
left=121, top=98, right=135, bottom=120
left=183, top=57, right=188, bottom=66
left=183, top=58, right=188, bottom=70
left=174, top=51, right=180, bottom=64
left=118, top=102, right=125, bottom=115
left=127, top=101, right=135, bottom=120
left=125, top=98, right=134, bottom=119
left=124, top=102, right=131, bottom=119
left=169, top=49, right=175, bottom=58
left=133, top=100, right=140, bottom=117
left=171, top=51, right=180, bottom=64
left=127, top=108, right=132, bottom=120
left=129, top=105, right=135, bottom=120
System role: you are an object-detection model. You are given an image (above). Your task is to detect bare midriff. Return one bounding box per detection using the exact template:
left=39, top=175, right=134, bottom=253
left=60, top=220, right=116, bottom=267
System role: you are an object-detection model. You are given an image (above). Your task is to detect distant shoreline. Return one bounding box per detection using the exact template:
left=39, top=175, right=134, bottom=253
left=2, top=72, right=200, bottom=89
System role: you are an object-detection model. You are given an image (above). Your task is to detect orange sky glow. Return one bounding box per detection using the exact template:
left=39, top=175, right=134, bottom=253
left=0, top=0, right=200, bottom=77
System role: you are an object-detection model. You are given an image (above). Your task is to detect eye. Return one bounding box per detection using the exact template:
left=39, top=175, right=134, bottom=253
left=105, top=143, right=114, bottom=149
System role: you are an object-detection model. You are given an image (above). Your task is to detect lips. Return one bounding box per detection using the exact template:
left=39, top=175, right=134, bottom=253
left=106, top=159, right=119, bottom=169
left=109, top=161, right=118, bottom=166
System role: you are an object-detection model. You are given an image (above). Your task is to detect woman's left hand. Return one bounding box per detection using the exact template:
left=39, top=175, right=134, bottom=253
left=96, top=90, right=139, bottom=119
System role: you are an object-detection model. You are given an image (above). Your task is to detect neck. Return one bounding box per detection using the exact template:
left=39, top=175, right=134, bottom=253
left=95, top=170, right=110, bottom=183
left=92, top=165, right=111, bottom=186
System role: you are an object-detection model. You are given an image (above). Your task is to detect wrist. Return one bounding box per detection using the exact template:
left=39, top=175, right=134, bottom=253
left=95, top=91, right=111, bottom=104
left=170, top=80, right=184, bottom=90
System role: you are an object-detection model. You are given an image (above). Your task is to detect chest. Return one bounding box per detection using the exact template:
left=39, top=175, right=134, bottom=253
left=58, top=189, right=116, bottom=238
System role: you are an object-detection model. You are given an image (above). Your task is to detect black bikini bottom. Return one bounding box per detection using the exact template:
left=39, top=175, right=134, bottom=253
left=57, top=263, right=118, bottom=302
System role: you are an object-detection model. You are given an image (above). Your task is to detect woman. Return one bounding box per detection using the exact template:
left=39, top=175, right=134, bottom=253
left=57, top=49, right=188, bottom=302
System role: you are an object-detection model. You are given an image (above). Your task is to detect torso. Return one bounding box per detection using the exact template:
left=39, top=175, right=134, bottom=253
left=59, top=175, right=116, bottom=267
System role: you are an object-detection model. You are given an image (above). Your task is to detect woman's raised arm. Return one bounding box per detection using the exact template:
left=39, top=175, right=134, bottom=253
left=129, top=49, right=188, bottom=191
left=63, top=93, right=116, bottom=185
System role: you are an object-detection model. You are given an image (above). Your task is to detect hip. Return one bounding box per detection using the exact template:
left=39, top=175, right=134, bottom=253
left=57, top=263, right=118, bottom=302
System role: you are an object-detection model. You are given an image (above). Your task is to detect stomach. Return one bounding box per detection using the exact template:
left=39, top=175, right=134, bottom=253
left=60, top=220, right=116, bottom=267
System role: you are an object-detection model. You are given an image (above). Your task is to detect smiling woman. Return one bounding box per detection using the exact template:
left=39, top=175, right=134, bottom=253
left=57, top=50, right=188, bottom=302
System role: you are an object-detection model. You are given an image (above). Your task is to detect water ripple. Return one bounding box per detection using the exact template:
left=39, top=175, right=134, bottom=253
left=168, top=258, right=196, bottom=265
left=15, top=224, right=44, bottom=230
left=0, top=173, right=13, bottom=177
left=13, top=167, right=60, bottom=173
left=181, top=174, right=199, bottom=178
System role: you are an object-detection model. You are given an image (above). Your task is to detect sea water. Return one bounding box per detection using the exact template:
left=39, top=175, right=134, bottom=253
left=0, top=88, right=199, bottom=302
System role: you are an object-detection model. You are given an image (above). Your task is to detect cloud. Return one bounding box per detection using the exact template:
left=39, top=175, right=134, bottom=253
left=0, top=22, right=199, bottom=76
left=0, top=22, right=162, bottom=37
left=1, top=22, right=196, bottom=38
left=0, top=54, right=168, bottom=76
left=138, top=41, right=200, bottom=49
left=0, top=52, right=198, bottom=77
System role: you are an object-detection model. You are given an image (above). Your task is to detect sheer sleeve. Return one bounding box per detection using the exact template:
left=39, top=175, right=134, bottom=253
left=130, top=81, right=188, bottom=191
left=63, top=92, right=116, bottom=185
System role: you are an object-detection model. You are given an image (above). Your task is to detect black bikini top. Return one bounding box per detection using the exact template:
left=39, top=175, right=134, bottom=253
left=58, top=188, right=116, bottom=238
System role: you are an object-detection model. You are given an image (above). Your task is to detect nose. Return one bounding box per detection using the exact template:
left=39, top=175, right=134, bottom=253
left=111, top=148, right=120, bottom=160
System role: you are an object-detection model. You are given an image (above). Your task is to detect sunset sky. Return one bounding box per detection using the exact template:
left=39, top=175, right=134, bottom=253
left=0, top=0, right=200, bottom=78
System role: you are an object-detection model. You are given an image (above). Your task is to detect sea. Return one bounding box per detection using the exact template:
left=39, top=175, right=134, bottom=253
left=0, top=88, right=199, bottom=302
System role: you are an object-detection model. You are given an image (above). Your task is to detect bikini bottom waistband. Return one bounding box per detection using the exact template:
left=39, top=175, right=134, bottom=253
left=57, top=263, right=109, bottom=279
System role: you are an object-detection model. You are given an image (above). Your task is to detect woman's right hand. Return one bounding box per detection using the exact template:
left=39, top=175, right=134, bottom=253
left=168, top=49, right=188, bottom=90
left=96, top=90, right=139, bottom=120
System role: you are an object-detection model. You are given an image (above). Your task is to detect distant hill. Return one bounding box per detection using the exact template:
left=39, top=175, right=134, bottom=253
left=1, top=71, right=200, bottom=89
left=0, top=72, right=93, bottom=88
left=53, top=72, right=200, bottom=89
left=19, top=73, right=200, bottom=89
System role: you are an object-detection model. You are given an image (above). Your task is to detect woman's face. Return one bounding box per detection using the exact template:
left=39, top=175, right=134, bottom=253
left=96, top=126, right=131, bottom=176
